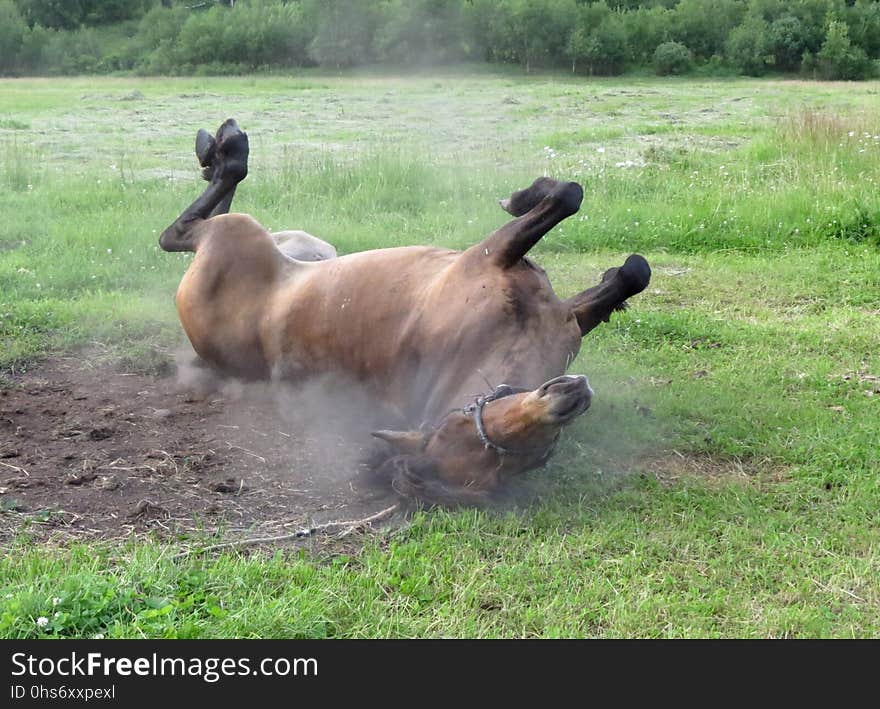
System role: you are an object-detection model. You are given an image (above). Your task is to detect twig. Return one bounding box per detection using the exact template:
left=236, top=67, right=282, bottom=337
left=0, top=460, right=29, bottom=476
left=173, top=504, right=399, bottom=559
left=225, top=442, right=267, bottom=464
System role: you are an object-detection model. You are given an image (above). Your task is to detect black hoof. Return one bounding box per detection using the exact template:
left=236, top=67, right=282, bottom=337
left=550, top=181, right=583, bottom=218
left=501, top=176, right=560, bottom=216
left=214, top=120, right=249, bottom=183
left=619, top=254, right=651, bottom=298
left=195, top=128, right=216, bottom=168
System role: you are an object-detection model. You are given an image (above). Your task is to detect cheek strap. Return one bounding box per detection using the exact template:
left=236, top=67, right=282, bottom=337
left=463, top=385, right=560, bottom=461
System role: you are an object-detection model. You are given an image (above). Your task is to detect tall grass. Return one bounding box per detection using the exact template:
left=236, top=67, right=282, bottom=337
left=534, top=107, right=880, bottom=253
left=0, top=139, right=42, bottom=192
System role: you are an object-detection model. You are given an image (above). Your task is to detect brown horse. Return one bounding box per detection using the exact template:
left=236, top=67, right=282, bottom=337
left=159, top=119, right=650, bottom=506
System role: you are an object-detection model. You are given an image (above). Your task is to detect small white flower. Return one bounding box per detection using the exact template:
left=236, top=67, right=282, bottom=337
left=848, top=131, right=855, bottom=137
left=54, top=612, right=62, bottom=619
left=106, top=248, right=112, bottom=254
left=93, top=633, right=105, bottom=640
left=52, top=597, right=61, bottom=606
left=36, top=617, right=49, bottom=628
left=596, top=147, right=605, bottom=153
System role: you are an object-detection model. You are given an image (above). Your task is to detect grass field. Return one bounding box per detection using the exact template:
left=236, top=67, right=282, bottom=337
left=1, top=73, right=879, bottom=638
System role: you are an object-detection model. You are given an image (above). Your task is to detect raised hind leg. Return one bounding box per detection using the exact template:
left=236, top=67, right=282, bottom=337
left=194, top=126, right=239, bottom=218
left=158, top=118, right=249, bottom=252
left=496, top=177, right=651, bottom=335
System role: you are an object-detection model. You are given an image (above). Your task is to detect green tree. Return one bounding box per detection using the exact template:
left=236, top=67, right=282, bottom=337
left=79, top=0, right=155, bottom=25
left=816, top=19, right=874, bottom=79
left=14, top=0, right=84, bottom=29
left=768, top=15, right=808, bottom=71
left=308, top=0, right=379, bottom=68
left=672, top=0, right=745, bottom=59
left=374, top=0, right=472, bottom=64
left=846, top=0, right=880, bottom=59
left=622, top=6, right=673, bottom=64
left=726, top=13, right=772, bottom=75
left=565, top=1, right=628, bottom=75
left=16, top=23, right=50, bottom=72
left=0, top=0, right=28, bottom=73
left=510, top=0, right=577, bottom=72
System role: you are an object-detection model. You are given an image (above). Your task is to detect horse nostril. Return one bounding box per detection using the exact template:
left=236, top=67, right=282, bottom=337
left=540, top=374, right=588, bottom=396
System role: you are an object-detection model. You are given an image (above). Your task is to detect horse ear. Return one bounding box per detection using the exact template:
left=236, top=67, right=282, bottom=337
left=371, top=429, right=427, bottom=453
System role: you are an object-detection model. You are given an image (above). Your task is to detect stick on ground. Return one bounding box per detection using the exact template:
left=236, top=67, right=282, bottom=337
left=173, top=504, right=399, bottom=559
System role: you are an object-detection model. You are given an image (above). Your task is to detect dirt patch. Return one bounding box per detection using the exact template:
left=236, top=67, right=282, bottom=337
left=641, top=451, right=787, bottom=488
left=0, top=357, right=402, bottom=546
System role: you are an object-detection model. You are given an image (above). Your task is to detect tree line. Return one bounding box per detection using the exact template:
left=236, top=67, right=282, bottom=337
left=1, top=0, right=878, bottom=79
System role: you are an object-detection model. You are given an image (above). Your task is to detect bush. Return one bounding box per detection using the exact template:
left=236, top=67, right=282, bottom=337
left=41, top=27, right=104, bottom=74
left=768, top=16, right=808, bottom=71
left=172, top=1, right=312, bottom=72
left=622, top=6, right=673, bottom=65
left=653, top=41, right=692, bottom=75
left=816, top=20, right=874, bottom=80
left=672, top=0, right=744, bottom=60
left=726, top=14, right=772, bottom=76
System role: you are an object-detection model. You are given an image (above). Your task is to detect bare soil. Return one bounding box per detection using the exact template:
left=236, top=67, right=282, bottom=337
left=0, top=356, right=402, bottom=545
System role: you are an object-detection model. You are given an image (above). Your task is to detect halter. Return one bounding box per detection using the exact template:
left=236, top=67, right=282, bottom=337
left=459, top=384, right=561, bottom=461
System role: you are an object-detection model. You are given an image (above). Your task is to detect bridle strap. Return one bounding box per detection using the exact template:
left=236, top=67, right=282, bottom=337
left=462, top=385, right=560, bottom=460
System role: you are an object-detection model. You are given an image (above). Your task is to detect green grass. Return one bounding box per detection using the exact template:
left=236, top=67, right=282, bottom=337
left=1, top=74, right=879, bottom=637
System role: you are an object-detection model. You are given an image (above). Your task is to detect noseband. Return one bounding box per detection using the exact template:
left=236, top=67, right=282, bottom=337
left=459, top=384, right=560, bottom=461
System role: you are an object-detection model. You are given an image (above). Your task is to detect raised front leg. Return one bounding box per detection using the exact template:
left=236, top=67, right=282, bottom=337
left=498, top=176, right=561, bottom=216
left=158, top=119, right=249, bottom=253
left=476, top=177, right=583, bottom=269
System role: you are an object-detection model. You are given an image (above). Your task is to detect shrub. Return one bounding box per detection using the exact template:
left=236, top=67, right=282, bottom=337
left=170, top=1, right=312, bottom=72
left=41, top=27, right=104, bottom=74
left=622, top=6, right=673, bottom=65
left=653, top=41, right=692, bottom=75
left=768, top=16, right=808, bottom=71
left=726, top=14, right=772, bottom=76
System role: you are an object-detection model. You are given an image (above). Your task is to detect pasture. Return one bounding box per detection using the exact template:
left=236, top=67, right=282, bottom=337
left=1, top=73, right=879, bottom=638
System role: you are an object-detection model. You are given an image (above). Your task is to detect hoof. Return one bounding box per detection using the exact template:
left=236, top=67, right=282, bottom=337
left=619, top=254, right=651, bottom=297
left=195, top=128, right=216, bottom=168
left=502, top=176, right=559, bottom=216
left=550, top=181, right=583, bottom=218
left=213, top=119, right=249, bottom=183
